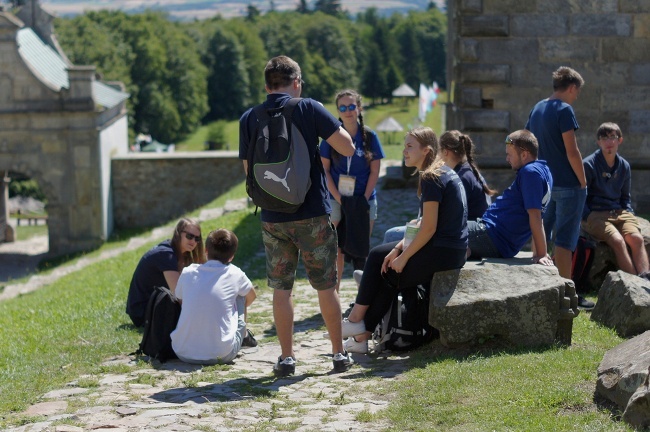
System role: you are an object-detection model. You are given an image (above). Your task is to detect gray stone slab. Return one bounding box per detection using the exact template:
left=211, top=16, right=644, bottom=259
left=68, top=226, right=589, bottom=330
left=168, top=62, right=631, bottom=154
left=511, top=15, right=569, bottom=36
left=461, top=15, right=509, bottom=37
left=460, top=64, right=510, bottom=84
left=540, top=38, right=599, bottom=61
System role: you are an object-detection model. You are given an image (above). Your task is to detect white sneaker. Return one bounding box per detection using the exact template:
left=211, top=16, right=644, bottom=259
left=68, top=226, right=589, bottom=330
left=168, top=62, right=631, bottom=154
left=344, top=337, right=368, bottom=354
left=341, top=318, right=366, bottom=338
left=353, top=270, right=363, bottom=287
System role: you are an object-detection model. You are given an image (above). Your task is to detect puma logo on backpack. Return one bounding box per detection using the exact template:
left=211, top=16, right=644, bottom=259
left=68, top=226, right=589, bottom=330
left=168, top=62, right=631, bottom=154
left=246, top=98, right=312, bottom=213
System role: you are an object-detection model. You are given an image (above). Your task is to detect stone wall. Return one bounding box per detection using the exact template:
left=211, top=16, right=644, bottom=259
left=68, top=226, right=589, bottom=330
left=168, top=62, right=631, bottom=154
left=111, top=152, right=245, bottom=229
left=447, top=0, right=650, bottom=213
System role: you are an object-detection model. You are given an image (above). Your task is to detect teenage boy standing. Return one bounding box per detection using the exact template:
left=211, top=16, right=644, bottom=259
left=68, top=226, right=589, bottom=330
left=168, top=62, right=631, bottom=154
left=526, top=66, right=590, bottom=307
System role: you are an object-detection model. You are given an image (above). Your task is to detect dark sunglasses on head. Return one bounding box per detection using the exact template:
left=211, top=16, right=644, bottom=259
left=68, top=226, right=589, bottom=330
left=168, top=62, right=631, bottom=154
left=505, top=135, right=513, bottom=145
left=338, top=104, right=357, bottom=113
left=182, top=231, right=201, bottom=242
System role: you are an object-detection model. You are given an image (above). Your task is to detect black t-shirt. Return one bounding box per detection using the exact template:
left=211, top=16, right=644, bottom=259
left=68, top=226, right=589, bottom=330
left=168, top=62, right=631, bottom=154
left=420, top=165, right=468, bottom=250
left=126, top=240, right=178, bottom=322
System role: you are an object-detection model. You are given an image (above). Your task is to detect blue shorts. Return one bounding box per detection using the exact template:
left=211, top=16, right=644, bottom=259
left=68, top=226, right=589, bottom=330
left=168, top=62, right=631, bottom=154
left=543, top=187, right=587, bottom=252
left=329, top=197, right=378, bottom=224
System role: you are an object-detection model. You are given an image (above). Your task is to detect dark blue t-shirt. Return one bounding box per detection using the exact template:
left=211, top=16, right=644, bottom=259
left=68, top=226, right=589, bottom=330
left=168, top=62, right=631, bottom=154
left=583, top=149, right=633, bottom=218
left=482, top=160, right=553, bottom=258
left=526, top=98, right=580, bottom=187
left=420, top=165, right=468, bottom=250
left=454, top=162, right=490, bottom=221
left=126, top=240, right=178, bottom=321
left=320, top=126, right=385, bottom=200
left=239, top=93, right=341, bottom=223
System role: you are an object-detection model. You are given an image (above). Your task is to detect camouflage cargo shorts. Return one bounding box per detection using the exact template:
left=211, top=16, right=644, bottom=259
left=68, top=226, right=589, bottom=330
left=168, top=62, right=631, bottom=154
left=261, top=215, right=338, bottom=291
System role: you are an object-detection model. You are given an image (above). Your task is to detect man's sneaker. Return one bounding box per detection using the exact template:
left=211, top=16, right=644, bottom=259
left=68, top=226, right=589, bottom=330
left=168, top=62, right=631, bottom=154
left=242, top=329, right=258, bottom=347
left=353, top=270, right=363, bottom=287
left=343, top=337, right=368, bottom=354
left=342, top=318, right=366, bottom=338
left=332, top=351, right=354, bottom=372
left=273, top=356, right=296, bottom=377
left=577, top=295, right=595, bottom=311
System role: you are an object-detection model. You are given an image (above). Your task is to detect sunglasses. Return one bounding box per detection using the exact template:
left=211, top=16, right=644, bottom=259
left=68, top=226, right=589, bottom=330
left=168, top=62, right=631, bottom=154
left=182, top=231, right=201, bottom=242
left=338, top=104, right=357, bottom=113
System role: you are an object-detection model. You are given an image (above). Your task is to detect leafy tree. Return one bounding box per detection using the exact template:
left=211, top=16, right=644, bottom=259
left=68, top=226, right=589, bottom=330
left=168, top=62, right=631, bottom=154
left=393, top=19, right=426, bottom=90
left=204, top=26, right=250, bottom=120
left=246, top=4, right=261, bottom=21
left=296, top=0, right=310, bottom=14
left=224, top=20, right=268, bottom=106
left=314, top=0, right=342, bottom=17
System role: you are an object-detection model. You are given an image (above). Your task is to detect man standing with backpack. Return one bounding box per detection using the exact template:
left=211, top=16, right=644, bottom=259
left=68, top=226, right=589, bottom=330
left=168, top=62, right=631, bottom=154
left=239, top=56, right=355, bottom=376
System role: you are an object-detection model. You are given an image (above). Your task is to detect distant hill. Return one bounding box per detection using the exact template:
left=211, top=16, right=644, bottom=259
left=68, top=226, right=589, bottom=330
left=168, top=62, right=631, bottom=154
left=40, top=0, right=446, bottom=20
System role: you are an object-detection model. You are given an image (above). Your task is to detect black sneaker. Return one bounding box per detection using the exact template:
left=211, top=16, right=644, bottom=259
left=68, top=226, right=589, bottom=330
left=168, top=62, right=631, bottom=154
left=273, top=356, right=296, bottom=377
left=242, top=329, right=258, bottom=347
left=332, top=351, right=354, bottom=373
left=577, top=296, right=595, bottom=311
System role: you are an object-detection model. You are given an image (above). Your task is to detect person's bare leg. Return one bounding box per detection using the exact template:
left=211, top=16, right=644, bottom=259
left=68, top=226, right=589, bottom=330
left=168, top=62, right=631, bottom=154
left=554, top=246, right=573, bottom=280
left=273, top=289, right=294, bottom=359
left=335, top=248, right=344, bottom=293
left=626, top=233, right=650, bottom=274
left=318, top=288, right=345, bottom=354
left=347, top=303, right=369, bottom=324
left=606, top=235, right=637, bottom=274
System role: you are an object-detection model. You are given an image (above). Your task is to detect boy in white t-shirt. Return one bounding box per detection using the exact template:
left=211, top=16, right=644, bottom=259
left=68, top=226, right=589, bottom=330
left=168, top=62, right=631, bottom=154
left=171, top=229, right=257, bottom=364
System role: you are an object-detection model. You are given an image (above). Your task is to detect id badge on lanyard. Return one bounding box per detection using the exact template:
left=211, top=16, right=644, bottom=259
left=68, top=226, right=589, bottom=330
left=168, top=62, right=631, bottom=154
left=338, top=156, right=356, bottom=197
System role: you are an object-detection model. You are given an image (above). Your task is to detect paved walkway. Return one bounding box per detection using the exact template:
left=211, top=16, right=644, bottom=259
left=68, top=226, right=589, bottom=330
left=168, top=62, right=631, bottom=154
left=3, top=161, right=422, bottom=431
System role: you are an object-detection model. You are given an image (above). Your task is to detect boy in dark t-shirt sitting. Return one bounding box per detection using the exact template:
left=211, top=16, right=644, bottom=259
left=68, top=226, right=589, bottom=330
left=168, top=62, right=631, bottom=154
left=581, top=122, right=650, bottom=281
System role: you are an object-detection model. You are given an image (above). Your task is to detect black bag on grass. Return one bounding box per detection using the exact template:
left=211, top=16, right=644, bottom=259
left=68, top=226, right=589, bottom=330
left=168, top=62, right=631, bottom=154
left=136, top=286, right=181, bottom=362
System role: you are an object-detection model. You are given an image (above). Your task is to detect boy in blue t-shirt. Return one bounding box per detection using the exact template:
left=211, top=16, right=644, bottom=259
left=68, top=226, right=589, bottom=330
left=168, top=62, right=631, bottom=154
left=581, top=123, right=650, bottom=281
left=467, top=130, right=553, bottom=265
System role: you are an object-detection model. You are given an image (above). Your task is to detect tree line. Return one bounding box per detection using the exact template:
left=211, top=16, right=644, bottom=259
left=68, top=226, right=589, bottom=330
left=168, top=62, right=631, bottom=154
left=53, top=3, right=446, bottom=144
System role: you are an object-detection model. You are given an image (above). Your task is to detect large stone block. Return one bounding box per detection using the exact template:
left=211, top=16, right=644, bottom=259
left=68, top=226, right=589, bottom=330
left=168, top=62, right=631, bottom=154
left=460, top=16, right=509, bottom=37
left=596, top=331, right=650, bottom=428
left=461, top=109, right=510, bottom=132
left=460, top=64, right=510, bottom=84
left=459, top=0, right=482, bottom=14
left=591, top=271, right=650, bottom=337
left=459, top=39, right=479, bottom=61
left=510, top=15, right=569, bottom=37
left=458, top=86, right=482, bottom=108
left=540, top=38, right=600, bottom=62
left=429, top=260, right=579, bottom=348
left=631, top=64, right=650, bottom=85
left=578, top=63, right=632, bottom=88
left=538, top=0, right=618, bottom=13
left=477, top=39, right=539, bottom=63
left=483, top=0, right=536, bottom=14
left=620, top=0, right=650, bottom=13
left=633, top=14, right=650, bottom=38
left=630, top=111, right=650, bottom=134
left=603, top=39, right=650, bottom=62
left=570, top=14, right=632, bottom=36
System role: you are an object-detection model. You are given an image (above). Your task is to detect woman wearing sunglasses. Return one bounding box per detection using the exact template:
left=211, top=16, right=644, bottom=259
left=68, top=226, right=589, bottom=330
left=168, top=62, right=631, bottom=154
left=126, top=217, right=205, bottom=327
left=320, top=89, right=385, bottom=292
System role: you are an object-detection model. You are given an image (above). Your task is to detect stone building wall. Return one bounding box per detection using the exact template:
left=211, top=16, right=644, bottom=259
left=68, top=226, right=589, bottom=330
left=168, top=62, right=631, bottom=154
left=111, top=152, right=245, bottom=228
left=447, top=0, right=650, bottom=213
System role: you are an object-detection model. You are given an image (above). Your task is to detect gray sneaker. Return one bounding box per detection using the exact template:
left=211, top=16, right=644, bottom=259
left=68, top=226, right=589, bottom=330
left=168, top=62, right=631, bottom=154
left=332, top=351, right=354, bottom=373
left=273, top=356, right=296, bottom=377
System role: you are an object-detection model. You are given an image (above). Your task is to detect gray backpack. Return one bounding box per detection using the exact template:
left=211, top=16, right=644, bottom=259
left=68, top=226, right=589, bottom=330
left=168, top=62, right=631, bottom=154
left=246, top=98, right=312, bottom=213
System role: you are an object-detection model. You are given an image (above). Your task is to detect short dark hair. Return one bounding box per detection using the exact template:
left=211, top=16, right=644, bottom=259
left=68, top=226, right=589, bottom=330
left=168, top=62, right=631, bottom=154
left=596, top=122, right=622, bottom=139
left=264, top=56, right=301, bottom=90
left=552, top=66, right=584, bottom=91
left=205, top=229, right=238, bottom=264
left=508, top=129, right=539, bottom=159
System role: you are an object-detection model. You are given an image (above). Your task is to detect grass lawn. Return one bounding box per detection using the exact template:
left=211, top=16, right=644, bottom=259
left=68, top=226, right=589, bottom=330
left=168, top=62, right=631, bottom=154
left=0, top=199, right=633, bottom=431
